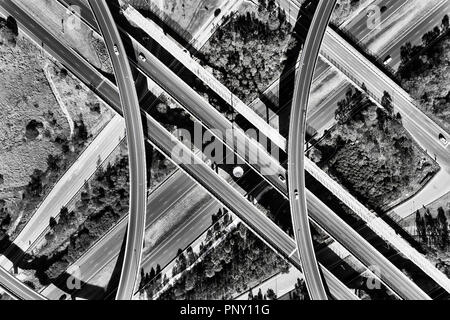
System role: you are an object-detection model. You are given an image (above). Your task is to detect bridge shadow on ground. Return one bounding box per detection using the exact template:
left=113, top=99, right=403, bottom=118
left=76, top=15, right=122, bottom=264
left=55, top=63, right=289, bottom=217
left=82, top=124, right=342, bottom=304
left=0, top=235, right=106, bottom=300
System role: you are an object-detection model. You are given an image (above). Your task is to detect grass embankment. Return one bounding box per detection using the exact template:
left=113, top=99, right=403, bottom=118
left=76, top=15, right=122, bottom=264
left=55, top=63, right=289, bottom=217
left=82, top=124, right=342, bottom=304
left=0, top=19, right=113, bottom=244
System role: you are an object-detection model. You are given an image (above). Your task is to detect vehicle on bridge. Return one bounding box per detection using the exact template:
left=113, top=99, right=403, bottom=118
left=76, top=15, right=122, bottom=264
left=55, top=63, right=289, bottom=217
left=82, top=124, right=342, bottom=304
left=138, top=52, right=146, bottom=62
left=439, top=133, right=448, bottom=146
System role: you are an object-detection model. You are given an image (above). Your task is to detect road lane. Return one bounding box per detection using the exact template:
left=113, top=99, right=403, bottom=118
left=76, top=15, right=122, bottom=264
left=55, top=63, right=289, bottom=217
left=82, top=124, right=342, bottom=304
left=0, top=266, right=45, bottom=300
left=88, top=0, right=147, bottom=300
left=4, top=0, right=428, bottom=300
left=287, top=0, right=336, bottom=300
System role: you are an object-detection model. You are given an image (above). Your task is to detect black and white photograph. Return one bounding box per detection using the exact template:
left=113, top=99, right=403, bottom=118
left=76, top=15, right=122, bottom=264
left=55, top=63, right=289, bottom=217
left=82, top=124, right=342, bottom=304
left=0, top=0, right=449, bottom=311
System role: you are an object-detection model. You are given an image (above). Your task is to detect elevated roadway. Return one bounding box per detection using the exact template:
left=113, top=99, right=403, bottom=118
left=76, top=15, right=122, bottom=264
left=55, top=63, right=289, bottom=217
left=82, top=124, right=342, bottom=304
left=0, top=266, right=46, bottom=300
left=2, top=0, right=440, bottom=300
left=88, top=0, right=147, bottom=300
left=0, top=0, right=357, bottom=300
left=287, top=0, right=336, bottom=300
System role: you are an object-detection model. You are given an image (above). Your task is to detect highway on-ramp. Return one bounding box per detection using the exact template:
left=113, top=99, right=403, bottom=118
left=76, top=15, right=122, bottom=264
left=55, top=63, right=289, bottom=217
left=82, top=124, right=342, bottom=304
left=287, top=0, right=337, bottom=300
left=1, top=1, right=345, bottom=299
left=16, top=0, right=427, bottom=299
left=125, top=28, right=431, bottom=299
left=88, top=0, right=147, bottom=300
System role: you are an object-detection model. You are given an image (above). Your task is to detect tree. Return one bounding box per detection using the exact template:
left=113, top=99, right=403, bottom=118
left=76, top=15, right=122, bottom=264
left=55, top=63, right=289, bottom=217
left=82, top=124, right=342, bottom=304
left=443, top=14, right=449, bottom=30
left=176, top=249, right=187, bottom=272
left=186, top=246, right=196, bottom=266
left=0, top=18, right=17, bottom=46
left=437, top=207, right=448, bottom=249
left=149, top=267, right=156, bottom=280
left=415, top=210, right=422, bottom=237
left=361, top=82, right=367, bottom=92
left=381, top=91, right=393, bottom=115
left=49, top=216, right=57, bottom=229
left=206, top=229, right=213, bottom=241
left=59, top=206, right=71, bottom=226
left=26, top=169, right=44, bottom=198
left=223, top=212, right=230, bottom=225
left=211, top=213, right=218, bottom=224
left=424, top=208, right=436, bottom=245
left=59, top=68, right=68, bottom=79
left=419, top=216, right=428, bottom=244
left=184, top=272, right=196, bottom=291
left=74, top=116, right=88, bottom=145
left=257, top=288, right=263, bottom=300
left=422, top=31, right=436, bottom=46
left=162, top=274, right=168, bottom=286
left=266, top=288, right=277, bottom=300
left=156, top=264, right=161, bottom=276
left=294, top=278, right=309, bottom=300
left=44, top=231, right=55, bottom=242
left=47, top=154, right=61, bottom=172
left=400, top=42, right=413, bottom=64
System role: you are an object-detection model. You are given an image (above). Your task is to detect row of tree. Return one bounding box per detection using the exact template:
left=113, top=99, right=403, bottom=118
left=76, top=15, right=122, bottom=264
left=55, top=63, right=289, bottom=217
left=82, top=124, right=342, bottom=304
left=248, top=287, right=277, bottom=300
left=397, top=15, right=450, bottom=133
left=247, top=277, right=309, bottom=300
left=138, top=208, right=231, bottom=298
left=150, top=222, right=290, bottom=300
left=398, top=14, right=449, bottom=78
left=43, top=154, right=130, bottom=280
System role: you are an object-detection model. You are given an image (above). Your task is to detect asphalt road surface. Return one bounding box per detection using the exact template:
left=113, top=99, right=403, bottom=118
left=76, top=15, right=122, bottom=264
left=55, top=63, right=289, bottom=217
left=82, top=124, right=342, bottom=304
left=0, top=116, right=126, bottom=268
left=88, top=0, right=147, bottom=300
left=2, top=0, right=426, bottom=300
left=287, top=0, right=336, bottom=301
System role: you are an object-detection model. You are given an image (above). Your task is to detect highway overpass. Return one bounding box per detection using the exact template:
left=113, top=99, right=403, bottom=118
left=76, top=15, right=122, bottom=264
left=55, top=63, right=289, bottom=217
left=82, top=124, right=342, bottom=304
left=287, top=0, right=336, bottom=301
left=0, top=0, right=358, bottom=300
left=0, top=266, right=46, bottom=300
left=2, top=0, right=442, bottom=300
left=87, top=0, right=147, bottom=300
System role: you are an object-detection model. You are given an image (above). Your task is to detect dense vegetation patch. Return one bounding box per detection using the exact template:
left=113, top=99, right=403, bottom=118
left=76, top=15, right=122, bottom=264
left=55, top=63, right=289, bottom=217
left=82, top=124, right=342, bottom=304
left=398, top=17, right=450, bottom=133
left=311, top=88, right=438, bottom=210
left=201, top=0, right=295, bottom=102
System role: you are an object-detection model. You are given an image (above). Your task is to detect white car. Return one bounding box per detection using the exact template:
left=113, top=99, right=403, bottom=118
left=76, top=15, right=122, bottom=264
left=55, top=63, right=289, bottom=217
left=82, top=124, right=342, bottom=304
left=366, top=9, right=375, bottom=17
left=439, top=134, right=448, bottom=146
left=138, top=53, right=146, bottom=62
left=294, top=189, right=299, bottom=199
left=113, top=44, right=119, bottom=56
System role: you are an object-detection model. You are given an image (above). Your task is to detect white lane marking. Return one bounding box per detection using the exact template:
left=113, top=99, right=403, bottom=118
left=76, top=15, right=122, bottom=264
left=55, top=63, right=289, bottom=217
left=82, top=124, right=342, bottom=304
left=288, top=248, right=297, bottom=258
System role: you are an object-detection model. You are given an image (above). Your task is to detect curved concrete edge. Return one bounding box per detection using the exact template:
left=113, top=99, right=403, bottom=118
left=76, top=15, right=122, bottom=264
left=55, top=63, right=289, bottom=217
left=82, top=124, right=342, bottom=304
left=0, top=266, right=46, bottom=300
left=287, top=0, right=337, bottom=300
left=88, top=0, right=147, bottom=300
